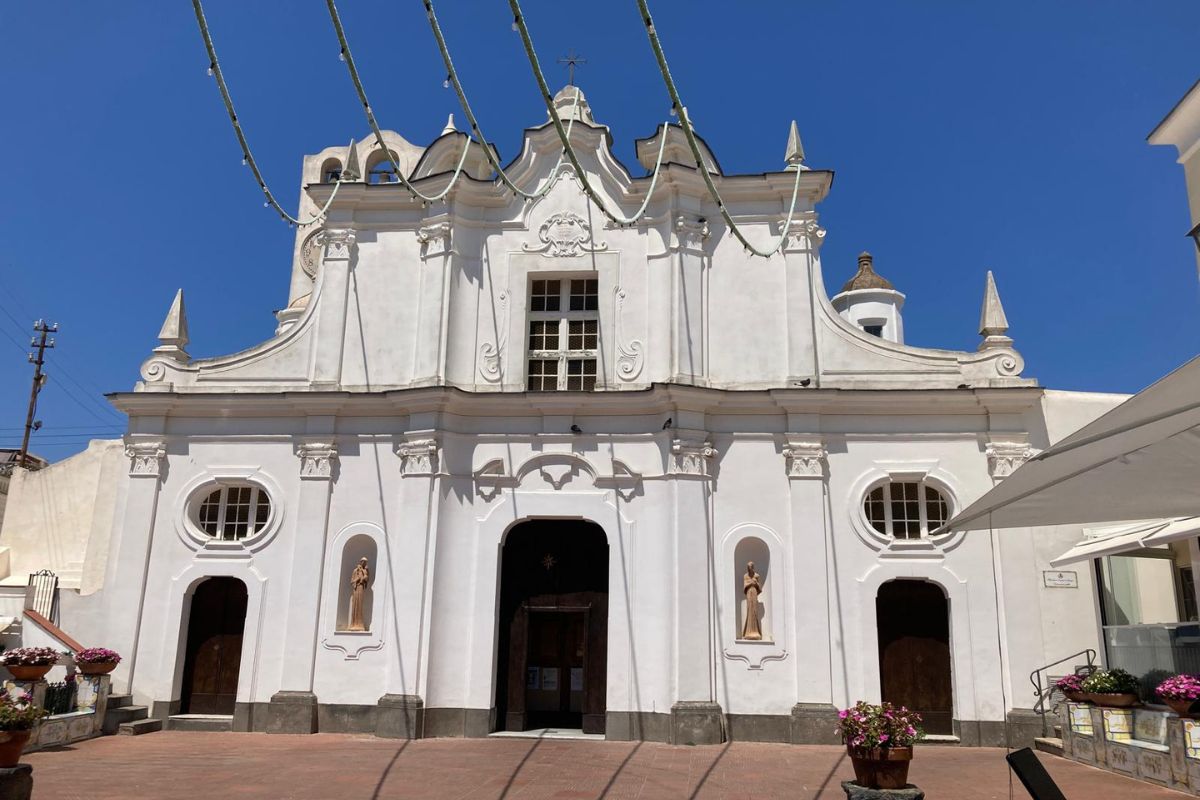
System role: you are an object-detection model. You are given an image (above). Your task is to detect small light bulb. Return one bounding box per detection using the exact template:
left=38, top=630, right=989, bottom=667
left=241, top=156, right=248, bottom=166
left=443, top=76, right=451, bottom=89
left=206, top=65, right=214, bottom=77
left=338, top=50, right=346, bottom=62
left=511, top=17, right=519, bottom=31
left=263, top=201, right=269, bottom=208
left=669, top=103, right=678, bottom=118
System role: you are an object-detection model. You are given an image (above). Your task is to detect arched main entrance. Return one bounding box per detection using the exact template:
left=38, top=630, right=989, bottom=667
left=180, top=577, right=248, bottom=715
left=496, top=519, right=608, bottom=734
left=877, top=579, right=953, bottom=735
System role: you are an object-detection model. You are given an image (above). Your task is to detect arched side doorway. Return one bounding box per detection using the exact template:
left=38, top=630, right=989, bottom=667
left=180, top=577, right=248, bottom=715
left=496, top=519, right=608, bottom=734
left=876, top=579, right=953, bottom=735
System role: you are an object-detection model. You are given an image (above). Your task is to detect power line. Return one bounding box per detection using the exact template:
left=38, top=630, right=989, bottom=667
left=190, top=0, right=347, bottom=227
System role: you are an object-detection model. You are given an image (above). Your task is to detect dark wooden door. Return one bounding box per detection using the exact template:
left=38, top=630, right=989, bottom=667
left=180, top=577, right=247, bottom=715
left=877, top=580, right=953, bottom=735
left=524, top=611, right=587, bottom=730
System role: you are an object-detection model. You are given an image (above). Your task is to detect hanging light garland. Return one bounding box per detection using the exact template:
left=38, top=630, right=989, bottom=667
left=632, top=0, right=806, bottom=257
left=190, top=0, right=344, bottom=227
left=325, top=0, right=473, bottom=205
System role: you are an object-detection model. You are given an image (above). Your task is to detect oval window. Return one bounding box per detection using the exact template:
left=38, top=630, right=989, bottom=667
left=195, top=485, right=271, bottom=541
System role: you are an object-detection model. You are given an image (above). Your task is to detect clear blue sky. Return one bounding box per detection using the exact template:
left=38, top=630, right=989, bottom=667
left=0, top=1, right=1197, bottom=460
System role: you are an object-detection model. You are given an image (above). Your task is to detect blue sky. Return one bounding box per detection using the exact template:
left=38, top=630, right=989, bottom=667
left=0, top=1, right=1197, bottom=460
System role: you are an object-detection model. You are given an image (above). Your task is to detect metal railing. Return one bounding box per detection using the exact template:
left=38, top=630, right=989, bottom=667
left=1029, top=649, right=1098, bottom=736
left=24, top=569, right=58, bottom=622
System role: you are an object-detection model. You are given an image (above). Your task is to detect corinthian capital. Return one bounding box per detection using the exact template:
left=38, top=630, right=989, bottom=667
left=321, top=228, right=357, bottom=261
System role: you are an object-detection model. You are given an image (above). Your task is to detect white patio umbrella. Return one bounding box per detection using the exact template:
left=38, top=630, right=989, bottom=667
left=945, top=354, right=1200, bottom=532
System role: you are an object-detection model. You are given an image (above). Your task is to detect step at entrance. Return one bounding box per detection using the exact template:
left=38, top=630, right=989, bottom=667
left=118, top=718, right=163, bottom=736
left=166, top=714, right=233, bottom=732
left=102, top=704, right=150, bottom=735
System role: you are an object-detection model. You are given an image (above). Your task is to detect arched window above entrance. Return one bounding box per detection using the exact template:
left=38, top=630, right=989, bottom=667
left=863, top=480, right=950, bottom=540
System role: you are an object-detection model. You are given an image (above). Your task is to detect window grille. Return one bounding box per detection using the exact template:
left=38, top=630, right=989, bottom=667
left=195, top=485, right=271, bottom=541
left=527, top=278, right=600, bottom=391
left=24, top=569, right=58, bottom=621
left=864, top=482, right=949, bottom=539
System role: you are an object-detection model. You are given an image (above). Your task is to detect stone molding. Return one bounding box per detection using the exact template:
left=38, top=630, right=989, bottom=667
left=321, top=228, right=356, bottom=261
left=783, top=213, right=826, bottom=253
left=397, top=437, right=439, bottom=476
left=297, top=440, right=338, bottom=480
left=416, top=220, right=452, bottom=258
left=673, top=214, right=710, bottom=252
left=670, top=437, right=716, bottom=477
left=783, top=438, right=827, bottom=479
left=125, top=440, right=166, bottom=478
left=986, top=440, right=1033, bottom=480
left=522, top=211, right=607, bottom=258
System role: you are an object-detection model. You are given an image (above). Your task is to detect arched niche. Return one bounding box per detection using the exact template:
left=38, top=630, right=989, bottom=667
left=733, top=537, right=772, bottom=642
left=335, top=534, right=377, bottom=632
left=320, top=157, right=343, bottom=183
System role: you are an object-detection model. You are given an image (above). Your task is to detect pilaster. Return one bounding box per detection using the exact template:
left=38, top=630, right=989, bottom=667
left=781, top=213, right=825, bottom=385
left=669, top=213, right=710, bottom=384
left=269, top=435, right=338, bottom=734
left=668, top=431, right=722, bottom=743
left=412, top=216, right=453, bottom=385
left=311, top=228, right=356, bottom=389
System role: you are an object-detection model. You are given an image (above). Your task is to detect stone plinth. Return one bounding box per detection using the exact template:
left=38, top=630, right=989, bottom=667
left=375, top=694, right=423, bottom=739
left=840, top=780, right=924, bottom=800
left=265, top=691, right=318, bottom=734
left=670, top=701, right=724, bottom=745
left=0, top=764, right=32, bottom=800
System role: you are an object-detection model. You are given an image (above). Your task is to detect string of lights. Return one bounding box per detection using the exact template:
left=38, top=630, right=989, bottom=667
left=633, top=0, right=805, bottom=257
left=325, top=0, right=474, bottom=206
left=507, top=0, right=673, bottom=227
left=422, top=0, right=669, bottom=217
left=190, top=0, right=345, bottom=227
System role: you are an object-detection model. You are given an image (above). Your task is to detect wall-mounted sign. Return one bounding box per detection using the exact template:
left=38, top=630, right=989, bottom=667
left=1043, top=570, right=1078, bottom=589
left=542, top=667, right=559, bottom=691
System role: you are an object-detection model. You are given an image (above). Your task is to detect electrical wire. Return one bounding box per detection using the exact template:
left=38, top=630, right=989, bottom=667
left=325, top=0, right=473, bottom=205
left=632, top=0, right=806, bottom=256
left=190, top=0, right=345, bottom=227
left=507, top=0, right=672, bottom=227
left=423, top=0, right=670, bottom=216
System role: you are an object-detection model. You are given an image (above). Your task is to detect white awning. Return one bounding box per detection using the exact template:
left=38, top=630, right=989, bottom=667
left=945, top=354, right=1200, bottom=532
left=1048, top=517, right=1200, bottom=566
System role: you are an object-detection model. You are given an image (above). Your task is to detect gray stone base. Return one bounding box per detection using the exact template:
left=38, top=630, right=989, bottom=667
left=606, top=711, right=671, bottom=742
left=791, top=703, right=842, bottom=745
left=1004, top=708, right=1045, bottom=749
left=423, top=707, right=493, bottom=738
left=841, top=780, right=924, bottom=799
left=0, top=765, right=32, bottom=800
left=376, top=694, right=424, bottom=739
left=670, top=701, right=725, bottom=745
left=265, top=691, right=319, bottom=734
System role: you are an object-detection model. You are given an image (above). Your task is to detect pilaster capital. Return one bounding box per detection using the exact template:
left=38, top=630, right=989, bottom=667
left=783, top=438, right=827, bottom=479
left=670, top=436, right=716, bottom=477
left=320, top=228, right=357, bottom=262
left=782, top=213, right=825, bottom=254
left=297, top=440, right=338, bottom=480
left=417, top=219, right=453, bottom=258
left=397, top=436, right=439, bottom=477
left=986, top=439, right=1034, bottom=480
left=125, top=439, right=166, bottom=478
left=673, top=214, right=710, bottom=253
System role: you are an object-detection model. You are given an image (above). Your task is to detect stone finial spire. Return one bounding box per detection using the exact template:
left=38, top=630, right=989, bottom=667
left=342, top=139, right=362, bottom=182
left=978, top=270, right=1012, bottom=350
left=441, top=114, right=457, bottom=136
left=784, top=120, right=806, bottom=170
left=154, top=289, right=189, bottom=363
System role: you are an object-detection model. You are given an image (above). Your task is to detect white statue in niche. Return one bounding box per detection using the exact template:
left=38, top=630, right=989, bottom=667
left=348, top=557, right=370, bottom=632
left=741, top=561, right=763, bottom=641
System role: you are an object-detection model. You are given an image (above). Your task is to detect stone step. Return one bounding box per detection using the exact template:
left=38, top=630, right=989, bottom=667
left=118, top=718, right=163, bottom=736
left=107, top=693, right=133, bottom=709
left=919, top=734, right=961, bottom=746
left=1034, top=736, right=1064, bottom=757
left=166, top=714, right=233, bottom=733
left=102, top=704, right=148, bottom=735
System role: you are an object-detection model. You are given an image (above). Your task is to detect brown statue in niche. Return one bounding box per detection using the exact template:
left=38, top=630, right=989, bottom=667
left=741, top=561, right=763, bottom=640
left=348, top=557, right=370, bottom=632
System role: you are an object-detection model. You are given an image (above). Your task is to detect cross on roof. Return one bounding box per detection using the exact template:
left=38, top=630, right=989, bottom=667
left=558, top=50, right=586, bottom=86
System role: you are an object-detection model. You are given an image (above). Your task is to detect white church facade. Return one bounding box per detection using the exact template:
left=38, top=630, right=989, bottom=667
left=4, top=87, right=1128, bottom=745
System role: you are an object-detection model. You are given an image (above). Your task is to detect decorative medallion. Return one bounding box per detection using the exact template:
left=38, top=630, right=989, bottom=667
left=522, top=211, right=608, bottom=258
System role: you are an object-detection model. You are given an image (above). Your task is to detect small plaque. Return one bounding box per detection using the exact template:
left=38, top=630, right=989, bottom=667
left=570, top=667, right=583, bottom=692
left=526, top=667, right=539, bottom=689
left=1043, top=570, right=1078, bottom=588
left=542, top=667, right=558, bottom=691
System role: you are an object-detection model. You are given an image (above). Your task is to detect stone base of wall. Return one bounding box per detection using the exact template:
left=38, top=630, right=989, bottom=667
left=1060, top=703, right=1194, bottom=794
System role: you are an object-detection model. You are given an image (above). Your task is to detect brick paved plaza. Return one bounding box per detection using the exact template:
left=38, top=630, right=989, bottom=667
left=20, top=733, right=1187, bottom=799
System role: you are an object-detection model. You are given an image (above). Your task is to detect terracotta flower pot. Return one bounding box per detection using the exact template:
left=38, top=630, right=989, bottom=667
left=1088, top=692, right=1139, bottom=708
left=0, top=730, right=31, bottom=768
left=1166, top=698, right=1199, bottom=718
left=5, top=665, right=51, bottom=681
left=1062, top=690, right=1088, bottom=703
left=848, top=746, right=913, bottom=790
left=76, top=662, right=117, bottom=676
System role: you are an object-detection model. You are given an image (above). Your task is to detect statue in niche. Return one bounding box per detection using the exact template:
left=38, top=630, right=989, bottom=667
left=348, top=557, right=371, bottom=632
left=741, top=561, right=763, bottom=641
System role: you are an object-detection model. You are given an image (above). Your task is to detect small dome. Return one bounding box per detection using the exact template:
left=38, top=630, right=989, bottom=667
left=841, top=252, right=895, bottom=292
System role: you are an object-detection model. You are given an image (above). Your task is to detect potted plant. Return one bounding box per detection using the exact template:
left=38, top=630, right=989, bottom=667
left=1081, top=668, right=1140, bottom=708
left=1054, top=673, right=1088, bottom=703
left=73, top=647, right=122, bottom=676
left=1156, top=674, right=1200, bottom=718
left=0, top=647, right=61, bottom=681
left=837, top=701, right=924, bottom=790
left=0, top=686, right=45, bottom=767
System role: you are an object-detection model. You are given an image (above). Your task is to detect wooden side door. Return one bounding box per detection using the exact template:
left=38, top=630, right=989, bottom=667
left=877, top=580, right=953, bottom=735
left=181, top=578, right=248, bottom=715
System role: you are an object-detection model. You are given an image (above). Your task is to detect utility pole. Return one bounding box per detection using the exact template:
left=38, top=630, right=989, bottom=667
left=19, top=320, right=56, bottom=469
